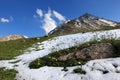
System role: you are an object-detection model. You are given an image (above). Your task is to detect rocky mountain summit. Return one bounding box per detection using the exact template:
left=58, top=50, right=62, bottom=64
left=50, top=13, right=120, bottom=36
left=0, top=34, right=27, bottom=42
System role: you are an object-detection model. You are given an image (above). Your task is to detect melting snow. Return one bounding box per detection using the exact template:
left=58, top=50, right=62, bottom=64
left=0, top=29, right=120, bottom=80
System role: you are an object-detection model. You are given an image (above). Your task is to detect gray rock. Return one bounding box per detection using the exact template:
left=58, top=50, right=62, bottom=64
left=58, top=43, right=115, bottom=61
left=58, top=52, right=75, bottom=61
left=76, top=43, right=115, bottom=59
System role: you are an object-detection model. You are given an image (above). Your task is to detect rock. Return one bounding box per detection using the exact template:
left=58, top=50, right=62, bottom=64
left=58, top=53, right=75, bottom=61
left=58, top=43, right=115, bottom=61
left=76, top=43, right=115, bottom=59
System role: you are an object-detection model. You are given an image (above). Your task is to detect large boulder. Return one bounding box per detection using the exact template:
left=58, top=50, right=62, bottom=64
left=58, top=52, right=75, bottom=61
left=58, top=43, right=115, bottom=61
left=76, top=43, right=115, bottom=59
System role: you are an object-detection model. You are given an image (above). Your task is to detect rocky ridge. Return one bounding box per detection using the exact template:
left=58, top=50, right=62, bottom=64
left=0, top=34, right=27, bottom=42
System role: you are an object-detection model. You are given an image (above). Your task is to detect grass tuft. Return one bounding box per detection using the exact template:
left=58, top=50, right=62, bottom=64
left=73, top=68, right=86, bottom=74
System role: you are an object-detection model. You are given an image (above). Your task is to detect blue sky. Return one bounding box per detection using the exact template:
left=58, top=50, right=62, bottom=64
left=0, top=0, right=120, bottom=37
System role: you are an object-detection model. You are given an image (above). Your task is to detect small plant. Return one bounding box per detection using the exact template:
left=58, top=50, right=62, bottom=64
left=62, top=67, right=68, bottom=72
left=73, top=68, right=86, bottom=74
left=103, top=70, right=109, bottom=74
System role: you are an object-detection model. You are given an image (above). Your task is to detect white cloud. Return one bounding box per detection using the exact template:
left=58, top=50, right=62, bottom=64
left=53, top=10, right=66, bottom=21
left=0, top=18, right=10, bottom=23
left=35, top=8, right=66, bottom=35
left=42, top=9, right=57, bottom=35
left=36, top=9, right=43, bottom=17
left=0, top=16, right=13, bottom=23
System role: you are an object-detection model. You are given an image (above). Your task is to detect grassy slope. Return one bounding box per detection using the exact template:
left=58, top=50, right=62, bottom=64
left=0, top=37, right=53, bottom=79
left=0, top=36, right=52, bottom=60
left=0, top=68, right=17, bottom=80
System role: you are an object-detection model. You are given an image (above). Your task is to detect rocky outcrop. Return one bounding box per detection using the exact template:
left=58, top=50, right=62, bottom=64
left=58, top=43, right=115, bottom=61
left=76, top=43, right=114, bottom=59
left=58, top=52, right=76, bottom=61
left=0, top=34, right=27, bottom=42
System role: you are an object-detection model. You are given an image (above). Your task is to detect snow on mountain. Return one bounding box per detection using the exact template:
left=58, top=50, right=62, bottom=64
left=0, top=29, right=120, bottom=80
left=99, top=19, right=117, bottom=26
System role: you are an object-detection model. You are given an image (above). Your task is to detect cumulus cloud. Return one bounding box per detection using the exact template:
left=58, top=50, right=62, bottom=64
left=0, top=18, right=10, bottom=23
left=35, top=8, right=66, bottom=35
left=53, top=10, right=66, bottom=21
left=42, top=9, right=57, bottom=35
left=0, top=16, right=13, bottom=23
left=36, top=9, right=43, bottom=17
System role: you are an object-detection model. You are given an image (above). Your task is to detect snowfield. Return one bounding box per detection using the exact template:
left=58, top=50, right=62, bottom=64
left=0, top=29, right=120, bottom=80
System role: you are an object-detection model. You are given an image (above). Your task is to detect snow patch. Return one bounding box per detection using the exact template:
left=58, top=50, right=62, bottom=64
left=99, top=19, right=117, bottom=26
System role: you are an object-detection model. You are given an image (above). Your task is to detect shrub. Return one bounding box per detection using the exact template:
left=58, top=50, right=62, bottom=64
left=73, top=68, right=86, bottom=74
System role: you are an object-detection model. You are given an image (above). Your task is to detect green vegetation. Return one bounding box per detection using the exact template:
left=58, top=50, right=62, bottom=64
left=29, top=57, right=87, bottom=68
left=0, top=36, right=53, bottom=60
left=73, top=68, right=86, bottom=74
left=29, top=43, right=89, bottom=69
left=0, top=68, right=17, bottom=80
left=29, top=39, right=120, bottom=69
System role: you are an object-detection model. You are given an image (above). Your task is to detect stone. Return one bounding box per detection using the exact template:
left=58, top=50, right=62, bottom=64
left=58, top=52, right=75, bottom=61
left=76, top=43, right=115, bottom=60
left=58, top=43, right=115, bottom=61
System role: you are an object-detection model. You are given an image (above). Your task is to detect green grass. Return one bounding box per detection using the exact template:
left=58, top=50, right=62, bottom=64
left=29, top=39, right=120, bottom=69
left=0, top=68, right=17, bottom=80
left=0, top=36, right=53, bottom=60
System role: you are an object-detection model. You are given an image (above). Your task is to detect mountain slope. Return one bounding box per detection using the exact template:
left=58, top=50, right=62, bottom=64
left=50, top=13, right=120, bottom=36
left=0, top=29, right=120, bottom=80
left=0, top=14, right=120, bottom=80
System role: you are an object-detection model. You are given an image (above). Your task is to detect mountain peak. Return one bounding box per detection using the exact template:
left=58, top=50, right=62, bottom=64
left=49, top=13, right=119, bottom=36
left=82, top=13, right=93, bottom=17
left=80, top=13, right=98, bottom=20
